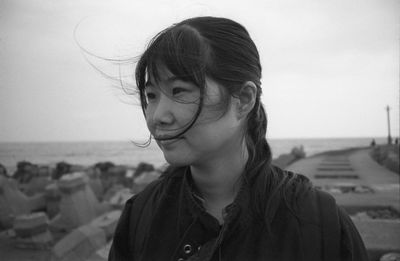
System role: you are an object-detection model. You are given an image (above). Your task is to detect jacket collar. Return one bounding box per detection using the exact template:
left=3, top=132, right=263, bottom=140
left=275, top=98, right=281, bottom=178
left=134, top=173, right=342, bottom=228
left=181, top=166, right=253, bottom=227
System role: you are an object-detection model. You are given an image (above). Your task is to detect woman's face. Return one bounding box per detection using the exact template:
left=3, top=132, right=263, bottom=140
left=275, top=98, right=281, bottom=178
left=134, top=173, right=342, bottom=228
left=144, top=67, right=245, bottom=166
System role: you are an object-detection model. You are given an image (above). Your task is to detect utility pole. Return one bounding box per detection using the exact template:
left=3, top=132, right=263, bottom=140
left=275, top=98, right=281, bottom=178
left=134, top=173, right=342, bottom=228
left=386, top=105, right=392, bottom=144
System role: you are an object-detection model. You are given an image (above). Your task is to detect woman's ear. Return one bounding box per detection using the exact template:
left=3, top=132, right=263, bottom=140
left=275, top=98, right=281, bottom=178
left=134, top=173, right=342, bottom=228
left=236, top=81, right=257, bottom=119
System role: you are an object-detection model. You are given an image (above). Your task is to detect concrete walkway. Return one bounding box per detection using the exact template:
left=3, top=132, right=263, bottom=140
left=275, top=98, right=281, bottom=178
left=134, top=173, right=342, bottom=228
left=287, top=148, right=399, bottom=209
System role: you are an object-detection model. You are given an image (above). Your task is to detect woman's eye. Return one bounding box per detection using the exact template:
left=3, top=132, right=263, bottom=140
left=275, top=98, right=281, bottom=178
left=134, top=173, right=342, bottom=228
left=146, top=92, right=156, bottom=101
left=172, top=87, right=187, bottom=96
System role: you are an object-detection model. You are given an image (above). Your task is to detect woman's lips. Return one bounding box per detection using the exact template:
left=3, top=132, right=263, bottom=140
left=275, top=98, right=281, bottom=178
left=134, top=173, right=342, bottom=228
left=156, top=136, right=184, bottom=147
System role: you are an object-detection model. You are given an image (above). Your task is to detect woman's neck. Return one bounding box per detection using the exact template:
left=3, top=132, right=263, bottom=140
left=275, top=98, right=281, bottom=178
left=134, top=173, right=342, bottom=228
left=189, top=140, right=248, bottom=205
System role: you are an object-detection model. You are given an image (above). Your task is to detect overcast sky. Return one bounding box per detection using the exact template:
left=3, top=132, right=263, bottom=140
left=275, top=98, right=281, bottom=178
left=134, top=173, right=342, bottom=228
left=0, top=0, right=399, bottom=142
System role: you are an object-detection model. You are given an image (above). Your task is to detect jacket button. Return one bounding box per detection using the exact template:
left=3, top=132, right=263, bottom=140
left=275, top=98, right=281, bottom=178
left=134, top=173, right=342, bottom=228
left=183, top=244, right=192, bottom=254
left=197, top=246, right=201, bottom=251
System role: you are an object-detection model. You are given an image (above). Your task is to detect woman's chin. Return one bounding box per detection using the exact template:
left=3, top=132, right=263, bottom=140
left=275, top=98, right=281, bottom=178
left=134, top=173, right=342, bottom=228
left=163, top=152, right=191, bottom=166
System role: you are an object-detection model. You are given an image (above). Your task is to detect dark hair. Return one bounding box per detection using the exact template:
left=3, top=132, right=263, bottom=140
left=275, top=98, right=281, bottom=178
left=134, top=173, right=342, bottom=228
left=136, top=16, right=309, bottom=232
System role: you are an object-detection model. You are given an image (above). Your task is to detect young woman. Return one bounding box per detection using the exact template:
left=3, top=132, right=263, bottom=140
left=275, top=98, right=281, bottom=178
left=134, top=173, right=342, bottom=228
left=109, top=16, right=368, bottom=261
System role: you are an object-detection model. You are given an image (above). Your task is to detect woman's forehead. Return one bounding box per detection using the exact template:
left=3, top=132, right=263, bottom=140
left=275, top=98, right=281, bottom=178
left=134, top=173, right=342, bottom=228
left=146, top=64, right=198, bottom=88
left=145, top=62, right=222, bottom=93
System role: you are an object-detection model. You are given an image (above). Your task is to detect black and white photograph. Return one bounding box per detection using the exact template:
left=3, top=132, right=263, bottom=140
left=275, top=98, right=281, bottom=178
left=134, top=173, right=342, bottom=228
left=0, top=0, right=399, bottom=260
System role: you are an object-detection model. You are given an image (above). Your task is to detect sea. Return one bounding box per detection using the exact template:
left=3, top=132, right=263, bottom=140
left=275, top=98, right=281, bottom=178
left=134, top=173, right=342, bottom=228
left=0, top=137, right=386, bottom=174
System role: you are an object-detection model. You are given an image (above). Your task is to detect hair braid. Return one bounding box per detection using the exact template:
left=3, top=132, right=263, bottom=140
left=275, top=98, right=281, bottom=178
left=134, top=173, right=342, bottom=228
left=245, top=86, right=271, bottom=172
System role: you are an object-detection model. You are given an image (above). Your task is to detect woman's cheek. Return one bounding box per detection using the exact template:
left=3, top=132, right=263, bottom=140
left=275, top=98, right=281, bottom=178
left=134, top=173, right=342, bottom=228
left=173, top=104, right=198, bottom=121
left=144, top=109, right=155, bottom=130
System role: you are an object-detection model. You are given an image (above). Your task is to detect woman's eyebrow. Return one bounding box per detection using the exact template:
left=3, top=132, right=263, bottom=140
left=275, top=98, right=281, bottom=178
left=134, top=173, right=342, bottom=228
left=166, top=76, right=187, bottom=83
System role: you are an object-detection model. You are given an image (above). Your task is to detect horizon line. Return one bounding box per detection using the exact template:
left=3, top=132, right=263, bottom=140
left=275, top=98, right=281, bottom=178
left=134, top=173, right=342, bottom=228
left=0, top=135, right=393, bottom=143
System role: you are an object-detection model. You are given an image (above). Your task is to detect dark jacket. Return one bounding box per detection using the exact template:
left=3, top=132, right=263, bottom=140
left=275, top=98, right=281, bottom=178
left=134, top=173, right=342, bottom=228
left=109, top=166, right=368, bottom=261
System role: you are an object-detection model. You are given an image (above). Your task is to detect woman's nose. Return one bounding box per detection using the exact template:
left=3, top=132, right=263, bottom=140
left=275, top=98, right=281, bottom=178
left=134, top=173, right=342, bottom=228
left=151, top=95, right=174, bottom=126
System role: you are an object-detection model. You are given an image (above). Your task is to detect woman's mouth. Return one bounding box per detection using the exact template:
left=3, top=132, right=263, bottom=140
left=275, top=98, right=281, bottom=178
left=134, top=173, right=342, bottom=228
left=155, top=136, right=184, bottom=147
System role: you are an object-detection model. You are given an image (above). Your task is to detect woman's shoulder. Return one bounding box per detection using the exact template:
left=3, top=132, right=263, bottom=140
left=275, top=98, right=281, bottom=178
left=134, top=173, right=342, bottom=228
left=294, top=185, right=338, bottom=226
left=271, top=166, right=338, bottom=226
left=282, top=171, right=368, bottom=260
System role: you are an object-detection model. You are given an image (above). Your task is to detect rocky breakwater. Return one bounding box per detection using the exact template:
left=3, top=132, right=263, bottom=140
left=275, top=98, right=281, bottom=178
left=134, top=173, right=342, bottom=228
left=0, top=175, right=46, bottom=230
left=49, top=172, right=111, bottom=234
left=0, top=159, right=164, bottom=261
left=13, top=212, right=53, bottom=249
left=50, top=161, right=162, bottom=261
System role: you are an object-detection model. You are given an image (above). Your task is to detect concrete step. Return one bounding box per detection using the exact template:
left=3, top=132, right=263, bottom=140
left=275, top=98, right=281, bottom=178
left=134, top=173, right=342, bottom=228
left=352, top=219, right=400, bottom=261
